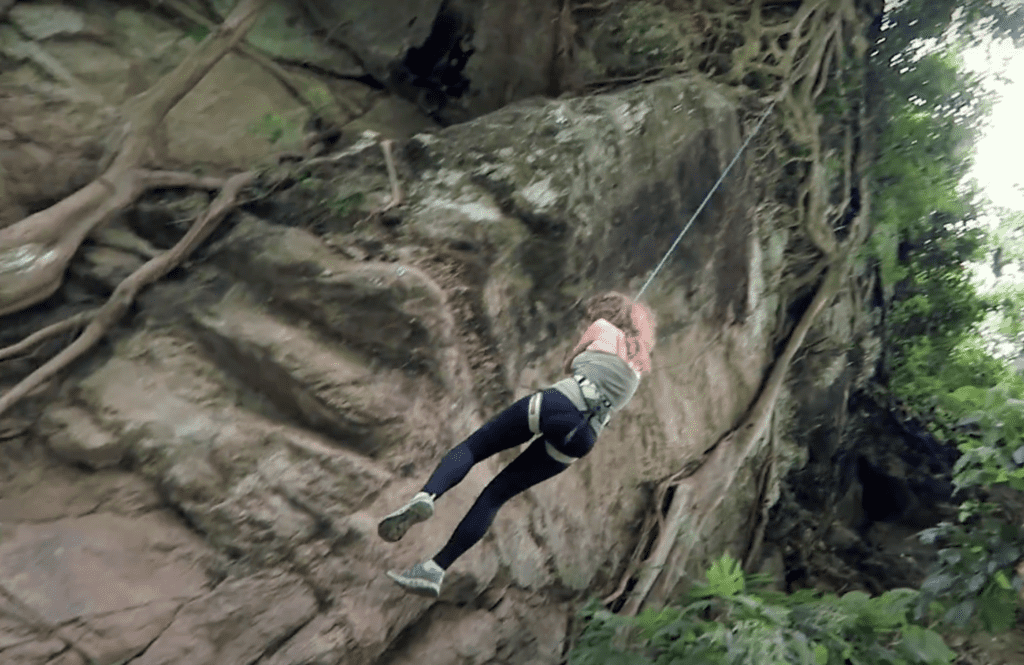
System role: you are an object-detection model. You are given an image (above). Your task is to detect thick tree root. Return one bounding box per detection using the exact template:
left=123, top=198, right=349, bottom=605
left=345, top=139, right=404, bottom=225
left=0, top=0, right=269, bottom=318
left=0, top=171, right=255, bottom=418
left=0, top=171, right=226, bottom=318
left=617, top=262, right=845, bottom=616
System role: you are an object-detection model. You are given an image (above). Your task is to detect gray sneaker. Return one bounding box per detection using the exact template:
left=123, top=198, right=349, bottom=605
left=386, top=560, right=444, bottom=597
left=377, top=491, right=435, bottom=542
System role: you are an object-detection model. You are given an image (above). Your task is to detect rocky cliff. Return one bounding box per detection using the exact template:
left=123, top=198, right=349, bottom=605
left=0, top=1, right=969, bottom=664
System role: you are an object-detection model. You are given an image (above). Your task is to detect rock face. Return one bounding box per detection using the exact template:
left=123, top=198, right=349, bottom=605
left=0, top=71, right=809, bottom=662
left=0, top=2, right=895, bottom=664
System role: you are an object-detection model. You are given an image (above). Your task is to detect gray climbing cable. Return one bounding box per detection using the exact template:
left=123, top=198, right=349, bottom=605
left=635, top=99, right=777, bottom=300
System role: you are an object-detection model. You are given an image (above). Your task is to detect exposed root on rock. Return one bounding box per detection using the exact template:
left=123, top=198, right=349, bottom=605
left=359, top=139, right=404, bottom=224
left=0, top=0, right=271, bottom=418
left=0, top=0, right=269, bottom=319
left=0, top=171, right=255, bottom=418
left=0, top=309, right=96, bottom=363
left=616, top=260, right=846, bottom=616
left=378, top=139, right=404, bottom=213
left=156, top=0, right=336, bottom=115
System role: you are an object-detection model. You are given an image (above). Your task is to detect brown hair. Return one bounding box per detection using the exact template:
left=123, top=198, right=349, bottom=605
left=581, top=291, right=657, bottom=371
left=584, top=291, right=637, bottom=334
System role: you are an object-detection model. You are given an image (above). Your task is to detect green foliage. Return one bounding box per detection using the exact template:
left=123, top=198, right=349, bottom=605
left=916, top=515, right=1024, bottom=633
left=304, top=84, right=334, bottom=115
left=888, top=370, right=1024, bottom=636
left=868, top=45, right=1001, bottom=420
left=568, top=555, right=956, bottom=665
left=692, top=554, right=746, bottom=598
left=878, top=0, right=1024, bottom=63
left=938, top=379, right=1024, bottom=493
left=185, top=24, right=210, bottom=42
left=248, top=112, right=301, bottom=146
left=330, top=192, right=364, bottom=217
left=978, top=208, right=1024, bottom=349
left=869, top=48, right=991, bottom=295
left=889, top=332, right=1005, bottom=412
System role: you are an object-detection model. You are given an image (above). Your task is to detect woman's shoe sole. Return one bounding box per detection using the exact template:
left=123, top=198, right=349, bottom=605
left=377, top=501, right=433, bottom=542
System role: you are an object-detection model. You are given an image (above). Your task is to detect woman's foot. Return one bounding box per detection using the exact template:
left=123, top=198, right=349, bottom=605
left=386, top=560, right=445, bottom=597
left=377, top=491, right=435, bottom=542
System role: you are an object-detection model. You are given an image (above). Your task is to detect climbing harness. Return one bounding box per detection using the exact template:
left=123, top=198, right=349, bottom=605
left=635, top=99, right=777, bottom=300
left=528, top=374, right=613, bottom=465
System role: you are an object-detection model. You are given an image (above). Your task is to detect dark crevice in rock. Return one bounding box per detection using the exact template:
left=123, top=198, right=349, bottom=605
left=765, top=389, right=965, bottom=595
left=388, top=1, right=474, bottom=124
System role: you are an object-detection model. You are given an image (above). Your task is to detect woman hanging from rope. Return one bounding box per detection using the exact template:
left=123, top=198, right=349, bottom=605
left=378, top=290, right=657, bottom=597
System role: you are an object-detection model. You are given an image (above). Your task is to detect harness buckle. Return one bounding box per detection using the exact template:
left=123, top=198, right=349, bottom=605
left=573, top=374, right=612, bottom=427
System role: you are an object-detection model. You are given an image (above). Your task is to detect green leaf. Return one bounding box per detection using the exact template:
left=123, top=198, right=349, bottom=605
left=897, top=624, right=956, bottom=664
left=943, top=600, right=975, bottom=626
left=921, top=573, right=954, bottom=595
left=702, top=554, right=745, bottom=597
left=977, top=587, right=1018, bottom=632
left=814, top=643, right=829, bottom=665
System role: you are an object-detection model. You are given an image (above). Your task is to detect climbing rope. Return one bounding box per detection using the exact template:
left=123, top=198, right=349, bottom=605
left=635, top=99, right=777, bottom=300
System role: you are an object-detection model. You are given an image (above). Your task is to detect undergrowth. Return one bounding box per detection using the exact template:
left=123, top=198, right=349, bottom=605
left=568, top=555, right=957, bottom=665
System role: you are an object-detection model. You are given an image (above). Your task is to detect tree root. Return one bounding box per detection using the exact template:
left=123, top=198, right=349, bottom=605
left=0, top=0, right=269, bottom=318
left=157, top=0, right=332, bottom=114
left=742, top=410, right=777, bottom=571
left=0, top=171, right=255, bottom=418
left=617, top=261, right=845, bottom=616
left=0, top=309, right=96, bottom=363
left=377, top=139, right=403, bottom=213
left=353, top=139, right=404, bottom=225
left=602, top=501, right=660, bottom=606
left=593, top=0, right=871, bottom=616
left=0, top=170, right=227, bottom=318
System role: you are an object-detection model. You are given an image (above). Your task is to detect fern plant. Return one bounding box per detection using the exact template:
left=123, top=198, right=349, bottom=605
left=568, top=555, right=957, bottom=665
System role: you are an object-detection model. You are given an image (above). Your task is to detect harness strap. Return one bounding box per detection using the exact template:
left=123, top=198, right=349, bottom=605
left=545, top=440, right=578, bottom=465
left=528, top=390, right=580, bottom=465
left=574, top=374, right=612, bottom=428
left=529, top=376, right=614, bottom=465
left=554, top=374, right=614, bottom=460
left=528, top=391, right=543, bottom=436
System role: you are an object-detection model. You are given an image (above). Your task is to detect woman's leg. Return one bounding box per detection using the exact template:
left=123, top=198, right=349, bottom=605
left=432, top=437, right=566, bottom=569
left=431, top=389, right=596, bottom=569
left=421, top=393, right=535, bottom=499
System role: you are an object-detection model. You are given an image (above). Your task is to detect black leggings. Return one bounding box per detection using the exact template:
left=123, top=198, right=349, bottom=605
left=422, top=388, right=595, bottom=570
